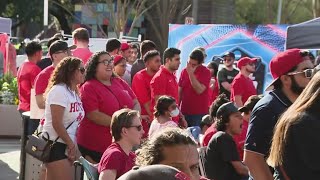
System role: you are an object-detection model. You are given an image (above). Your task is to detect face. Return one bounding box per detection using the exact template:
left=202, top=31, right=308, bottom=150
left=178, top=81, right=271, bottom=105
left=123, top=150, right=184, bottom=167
left=36, top=50, right=43, bottom=62
left=114, top=59, right=127, bottom=77
left=121, top=49, right=131, bottom=59
left=207, top=65, right=215, bottom=77
left=146, top=55, right=161, bottom=73
left=128, top=48, right=138, bottom=64
left=226, top=111, right=243, bottom=135
left=125, top=115, right=144, bottom=146
left=160, top=145, right=200, bottom=180
left=95, top=54, right=114, bottom=81
left=74, top=63, right=85, bottom=85
left=245, top=62, right=256, bottom=73
left=223, top=56, right=234, bottom=67
left=188, top=58, right=200, bottom=68
left=52, top=49, right=69, bottom=63
left=287, top=59, right=314, bottom=95
left=168, top=54, right=181, bottom=71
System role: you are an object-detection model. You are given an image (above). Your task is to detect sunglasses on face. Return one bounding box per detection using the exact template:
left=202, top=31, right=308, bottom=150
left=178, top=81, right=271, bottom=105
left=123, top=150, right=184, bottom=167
left=79, top=67, right=85, bottom=74
left=287, top=69, right=313, bottom=79
left=99, top=58, right=114, bottom=66
left=224, top=58, right=233, bottom=62
left=127, top=125, right=143, bottom=131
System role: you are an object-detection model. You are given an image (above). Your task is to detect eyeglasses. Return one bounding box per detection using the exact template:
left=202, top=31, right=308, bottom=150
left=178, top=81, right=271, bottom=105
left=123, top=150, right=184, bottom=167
left=126, top=125, right=143, bottom=131
left=99, top=58, right=114, bottom=66
left=79, top=67, right=85, bottom=74
left=287, top=69, right=313, bottom=79
left=224, top=58, right=233, bottom=62
left=54, top=50, right=68, bottom=55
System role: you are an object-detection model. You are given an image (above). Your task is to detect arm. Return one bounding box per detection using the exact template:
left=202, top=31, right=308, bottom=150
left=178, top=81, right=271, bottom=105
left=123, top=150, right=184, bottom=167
left=244, top=151, right=273, bottom=180
left=217, top=69, right=231, bottom=92
left=143, top=102, right=152, bottom=117
left=210, top=78, right=216, bottom=90
left=234, top=95, right=243, bottom=107
left=99, top=170, right=117, bottom=180
left=86, top=111, right=112, bottom=127
left=221, top=82, right=231, bottom=91
left=132, top=98, right=141, bottom=111
left=231, top=161, right=249, bottom=176
left=188, top=72, right=206, bottom=94
left=178, top=87, right=182, bottom=105
left=35, top=94, right=45, bottom=109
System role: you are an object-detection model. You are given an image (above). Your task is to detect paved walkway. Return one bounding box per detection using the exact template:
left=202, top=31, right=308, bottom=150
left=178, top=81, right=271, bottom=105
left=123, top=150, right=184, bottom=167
left=0, top=139, right=20, bottom=180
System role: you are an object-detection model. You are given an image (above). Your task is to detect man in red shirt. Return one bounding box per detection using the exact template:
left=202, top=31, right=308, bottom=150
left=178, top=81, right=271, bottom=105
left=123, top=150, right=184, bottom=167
left=179, top=49, right=211, bottom=126
left=71, top=28, right=93, bottom=65
left=34, top=40, right=72, bottom=110
left=230, top=57, right=257, bottom=107
left=150, top=47, right=186, bottom=125
left=132, top=50, right=161, bottom=136
left=98, top=109, right=144, bottom=180
left=17, top=40, right=42, bottom=117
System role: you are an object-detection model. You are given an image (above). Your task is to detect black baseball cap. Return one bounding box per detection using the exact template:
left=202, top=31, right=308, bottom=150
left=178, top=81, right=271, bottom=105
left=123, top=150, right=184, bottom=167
left=118, top=165, right=190, bottom=180
left=216, top=102, right=239, bottom=119
left=49, top=40, right=76, bottom=56
left=238, top=95, right=263, bottom=113
left=222, top=52, right=235, bottom=59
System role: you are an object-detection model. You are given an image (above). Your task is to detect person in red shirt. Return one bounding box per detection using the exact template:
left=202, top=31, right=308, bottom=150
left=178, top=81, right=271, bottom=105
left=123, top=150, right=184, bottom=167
left=132, top=50, right=161, bottom=137
left=98, top=109, right=144, bottom=180
left=230, top=57, right=257, bottom=107
left=17, top=40, right=42, bottom=133
left=207, top=61, right=219, bottom=108
left=113, top=55, right=127, bottom=78
left=34, top=40, right=72, bottom=109
left=150, top=47, right=186, bottom=126
left=234, top=95, right=262, bottom=160
left=77, top=51, right=141, bottom=163
left=71, top=28, right=93, bottom=65
left=179, top=49, right=211, bottom=127
left=202, top=94, right=230, bottom=147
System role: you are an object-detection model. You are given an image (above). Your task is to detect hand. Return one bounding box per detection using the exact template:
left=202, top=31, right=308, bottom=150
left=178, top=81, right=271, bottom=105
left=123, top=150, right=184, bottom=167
left=66, top=143, right=76, bottom=163
left=186, top=63, right=196, bottom=74
left=141, top=115, right=151, bottom=124
left=179, top=114, right=188, bottom=128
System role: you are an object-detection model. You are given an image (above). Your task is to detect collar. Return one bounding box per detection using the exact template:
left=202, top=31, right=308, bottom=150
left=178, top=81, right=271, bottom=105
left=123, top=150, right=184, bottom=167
left=161, top=65, right=175, bottom=76
left=270, top=89, right=292, bottom=107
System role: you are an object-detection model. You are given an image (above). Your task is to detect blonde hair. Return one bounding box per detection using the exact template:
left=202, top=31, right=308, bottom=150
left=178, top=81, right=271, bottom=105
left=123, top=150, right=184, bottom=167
left=267, top=71, right=320, bottom=167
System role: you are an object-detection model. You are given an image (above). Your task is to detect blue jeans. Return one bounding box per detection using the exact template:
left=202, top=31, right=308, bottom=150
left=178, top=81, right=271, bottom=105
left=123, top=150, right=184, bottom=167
left=187, top=126, right=201, bottom=141
left=184, top=114, right=206, bottom=127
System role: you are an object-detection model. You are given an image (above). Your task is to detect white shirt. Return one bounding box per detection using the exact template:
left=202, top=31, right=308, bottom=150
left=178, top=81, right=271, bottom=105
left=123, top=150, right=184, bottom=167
left=42, top=84, right=84, bottom=143
left=123, top=64, right=132, bottom=86
left=148, top=119, right=178, bottom=138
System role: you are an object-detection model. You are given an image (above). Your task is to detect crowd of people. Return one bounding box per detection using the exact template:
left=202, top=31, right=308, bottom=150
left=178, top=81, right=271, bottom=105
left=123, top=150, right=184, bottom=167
left=16, top=27, right=320, bottom=180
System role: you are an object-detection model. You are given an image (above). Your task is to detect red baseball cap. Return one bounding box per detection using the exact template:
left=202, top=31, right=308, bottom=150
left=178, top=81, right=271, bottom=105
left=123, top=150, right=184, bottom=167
left=266, top=48, right=303, bottom=91
left=113, top=55, right=125, bottom=65
left=237, top=57, right=258, bottom=69
left=121, top=43, right=130, bottom=51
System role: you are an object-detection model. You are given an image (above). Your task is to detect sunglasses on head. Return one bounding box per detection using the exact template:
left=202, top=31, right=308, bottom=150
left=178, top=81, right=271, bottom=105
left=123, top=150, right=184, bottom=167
left=79, top=67, right=85, bottom=74
left=287, top=68, right=313, bottom=79
left=127, top=125, right=143, bottom=131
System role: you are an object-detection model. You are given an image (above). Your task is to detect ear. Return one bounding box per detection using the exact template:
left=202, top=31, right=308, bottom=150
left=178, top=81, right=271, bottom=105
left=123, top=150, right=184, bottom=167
left=121, top=127, right=128, bottom=137
left=280, top=75, right=292, bottom=87
left=73, top=39, right=77, bottom=45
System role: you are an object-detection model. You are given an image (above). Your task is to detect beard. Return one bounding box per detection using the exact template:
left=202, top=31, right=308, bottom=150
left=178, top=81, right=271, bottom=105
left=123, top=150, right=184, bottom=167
left=290, top=76, right=305, bottom=95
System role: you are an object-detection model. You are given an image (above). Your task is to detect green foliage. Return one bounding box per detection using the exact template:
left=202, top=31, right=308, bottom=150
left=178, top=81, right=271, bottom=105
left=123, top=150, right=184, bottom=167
left=0, top=73, right=19, bottom=105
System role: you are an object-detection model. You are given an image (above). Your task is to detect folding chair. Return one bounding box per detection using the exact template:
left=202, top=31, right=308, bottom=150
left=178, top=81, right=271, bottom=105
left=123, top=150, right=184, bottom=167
left=197, top=146, right=207, bottom=177
left=74, top=156, right=99, bottom=180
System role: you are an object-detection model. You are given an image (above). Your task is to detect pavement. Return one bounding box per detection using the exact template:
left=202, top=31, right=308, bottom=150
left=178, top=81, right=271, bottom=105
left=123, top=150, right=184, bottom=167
left=0, top=138, right=20, bottom=180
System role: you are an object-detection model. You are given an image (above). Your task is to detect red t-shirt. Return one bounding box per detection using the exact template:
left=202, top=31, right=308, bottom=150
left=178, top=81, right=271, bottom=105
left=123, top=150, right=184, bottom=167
left=202, top=123, right=218, bottom=146
left=98, top=143, right=136, bottom=178
left=77, top=78, right=136, bottom=153
left=34, top=66, right=55, bottom=95
left=179, top=65, right=211, bottom=115
left=150, top=66, right=179, bottom=123
left=230, top=73, right=257, bottom=104
left=233, top=120, right=249, bottom=160
left=72, top=48, right=93, bottom=65
left=208, top=77, right=219, bottom=107
left=17, top=61, right=41, bottom=111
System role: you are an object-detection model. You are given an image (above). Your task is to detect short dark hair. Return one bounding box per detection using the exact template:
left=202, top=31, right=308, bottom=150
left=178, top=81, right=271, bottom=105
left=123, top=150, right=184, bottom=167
left=140, top=40, right=156, bottom=57
left=25, top=40, right=42, bottom=57
left=143, top=50, right=160, bottom=63
left=163, top=48, right=181, bottom=64
left=111, top=108, right=140, bottom=141
left=215, top=115, right=229, bottom=131
left=72, top=28, right=90, bottom=42
left=189, top=49, right=204, bottom=64
left=136, top=128, right=197, bottom=166
left=106, top=38, right=121, bottom=52
left=154, top=95, right=176, bottom=117
left=209, top=94, right=230, bottom=119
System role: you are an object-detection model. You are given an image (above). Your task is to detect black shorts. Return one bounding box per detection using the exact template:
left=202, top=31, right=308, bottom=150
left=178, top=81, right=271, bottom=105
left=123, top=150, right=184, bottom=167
left=78, top=144, right=102, bottom=163
left=46, top=140, right=68, bottom=163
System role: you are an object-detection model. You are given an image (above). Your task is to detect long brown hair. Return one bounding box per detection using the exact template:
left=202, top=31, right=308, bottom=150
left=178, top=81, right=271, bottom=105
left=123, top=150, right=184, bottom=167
left=267, top=71, right=320, bottom=167
left=45, top=57, right=82, bottom=97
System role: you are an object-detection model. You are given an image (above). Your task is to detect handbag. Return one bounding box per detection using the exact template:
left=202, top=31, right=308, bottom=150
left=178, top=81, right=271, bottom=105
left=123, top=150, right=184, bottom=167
left=25, top=120, right=76, bottom=162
